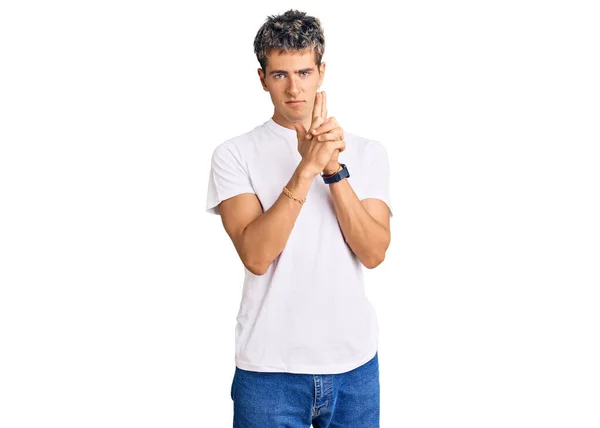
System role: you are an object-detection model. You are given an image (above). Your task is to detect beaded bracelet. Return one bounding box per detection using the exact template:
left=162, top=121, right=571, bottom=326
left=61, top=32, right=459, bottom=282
left=282, top=186, right=306, bottom=205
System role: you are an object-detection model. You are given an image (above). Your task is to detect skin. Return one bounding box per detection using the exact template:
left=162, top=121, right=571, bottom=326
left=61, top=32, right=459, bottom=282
left=217, top=47, right=391, bottom=274
left=258, top=49, right=342, bottom=174
left=254, top=48, right=391, bottom=268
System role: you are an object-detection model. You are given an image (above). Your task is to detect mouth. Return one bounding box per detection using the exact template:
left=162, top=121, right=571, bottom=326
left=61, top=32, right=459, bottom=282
left=286, top=100, right=304, bottom=104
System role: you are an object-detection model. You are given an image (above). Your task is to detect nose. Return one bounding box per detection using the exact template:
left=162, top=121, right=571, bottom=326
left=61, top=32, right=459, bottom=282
left=286, top=76, right=301, bottom=97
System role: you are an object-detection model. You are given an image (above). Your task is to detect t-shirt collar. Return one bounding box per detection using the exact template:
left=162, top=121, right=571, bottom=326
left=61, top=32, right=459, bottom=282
left=265, top=118, right=297, bottom=140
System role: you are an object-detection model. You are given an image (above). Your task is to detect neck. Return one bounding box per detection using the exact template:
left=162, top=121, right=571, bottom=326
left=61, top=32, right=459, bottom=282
left=272, top=110, right=312, bottom=133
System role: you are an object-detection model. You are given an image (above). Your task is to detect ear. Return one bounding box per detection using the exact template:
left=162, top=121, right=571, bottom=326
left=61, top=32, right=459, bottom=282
left=257, top=68, right=268, bottom=91
left=317, top=62, right=326, bottom=87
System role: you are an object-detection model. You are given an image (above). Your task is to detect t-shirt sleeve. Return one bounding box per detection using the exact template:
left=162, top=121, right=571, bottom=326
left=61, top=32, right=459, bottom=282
left=206, top=143, right=256, bottom=216
left=357, top=141, right=394, bottom=217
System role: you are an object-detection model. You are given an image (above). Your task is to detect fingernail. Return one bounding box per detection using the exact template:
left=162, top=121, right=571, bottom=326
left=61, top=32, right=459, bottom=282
left=312, top=129, right=317, bottom=134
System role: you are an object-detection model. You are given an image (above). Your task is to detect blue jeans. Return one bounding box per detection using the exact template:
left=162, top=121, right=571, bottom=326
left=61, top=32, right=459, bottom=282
left=231, top=352, right=380, bottom=427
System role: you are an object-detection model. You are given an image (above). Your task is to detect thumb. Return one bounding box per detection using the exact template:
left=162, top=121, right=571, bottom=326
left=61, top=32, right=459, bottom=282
left=291, top=122, right=308, bottom=140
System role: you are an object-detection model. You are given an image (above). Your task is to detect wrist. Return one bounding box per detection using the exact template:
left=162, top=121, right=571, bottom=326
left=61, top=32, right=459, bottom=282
left=322, top=162, right=342, bottom=176
left=288, top=170, right=312, bottom=200
left=296, top=161, right=318, bottom=181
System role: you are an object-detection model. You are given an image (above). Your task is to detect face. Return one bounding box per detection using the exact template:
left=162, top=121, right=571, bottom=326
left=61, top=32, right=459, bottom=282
left=258, top=49, right=326, bottom=130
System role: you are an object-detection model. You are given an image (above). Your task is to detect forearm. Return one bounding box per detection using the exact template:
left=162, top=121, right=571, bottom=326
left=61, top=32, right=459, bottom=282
left=241, top=163, right=314, bottom=275
left=328, top=178, right=390, bottom=268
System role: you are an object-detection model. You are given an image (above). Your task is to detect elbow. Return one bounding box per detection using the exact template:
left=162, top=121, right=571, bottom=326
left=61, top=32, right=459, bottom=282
left=362, top=252, right=386, bottom=269
left=243, top=258, right=270, bottom=276
left=353, top=232, right=390, bottom=270
left=239, top=231, right=270, bottom=276
left=364, top=236, right=391, bottom=269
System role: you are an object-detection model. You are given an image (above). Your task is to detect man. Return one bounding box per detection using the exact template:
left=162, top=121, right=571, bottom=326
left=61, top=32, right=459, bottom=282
left=206, top=9, right=393, bottom=428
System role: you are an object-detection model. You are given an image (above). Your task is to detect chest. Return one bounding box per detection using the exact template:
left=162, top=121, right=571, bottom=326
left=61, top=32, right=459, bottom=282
left=244, top=138, right=364, bottom=215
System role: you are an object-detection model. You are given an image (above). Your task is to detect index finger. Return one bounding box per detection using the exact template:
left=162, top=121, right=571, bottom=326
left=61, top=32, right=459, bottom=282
left=321, top=91, right=327, bottom=120
left=311, top=92, right=322, bottom=128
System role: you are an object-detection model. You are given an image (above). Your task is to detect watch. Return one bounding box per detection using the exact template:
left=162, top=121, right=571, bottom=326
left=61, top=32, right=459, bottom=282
left=322, top=163, right=350, bottom=184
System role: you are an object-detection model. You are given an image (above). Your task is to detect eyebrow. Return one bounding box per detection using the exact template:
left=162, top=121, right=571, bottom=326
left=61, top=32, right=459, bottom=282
left=269, top=68, right=315, bottom=75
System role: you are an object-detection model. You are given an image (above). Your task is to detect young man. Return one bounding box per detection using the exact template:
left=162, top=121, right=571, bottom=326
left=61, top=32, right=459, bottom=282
left=206, top=9, right=393, bottom=428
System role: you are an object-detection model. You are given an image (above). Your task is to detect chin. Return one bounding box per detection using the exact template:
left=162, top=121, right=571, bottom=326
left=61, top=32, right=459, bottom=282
left=281, top=112, right=301, bottom=121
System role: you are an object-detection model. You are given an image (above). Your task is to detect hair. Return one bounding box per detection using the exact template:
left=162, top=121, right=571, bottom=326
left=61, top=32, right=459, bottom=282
left=253, top=9, right=325, bottom=74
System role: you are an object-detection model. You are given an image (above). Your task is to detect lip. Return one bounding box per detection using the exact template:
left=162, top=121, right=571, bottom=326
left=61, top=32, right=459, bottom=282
left=286, top=101, right=304, bottom=104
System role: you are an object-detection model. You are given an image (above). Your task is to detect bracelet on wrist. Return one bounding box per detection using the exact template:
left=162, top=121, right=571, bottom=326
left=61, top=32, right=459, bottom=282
left=282, top=186, right=306, bottom=204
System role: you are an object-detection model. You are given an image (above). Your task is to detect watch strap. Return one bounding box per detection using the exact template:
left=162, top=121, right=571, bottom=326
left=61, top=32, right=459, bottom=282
left=322, top=163, right=350, bottom=184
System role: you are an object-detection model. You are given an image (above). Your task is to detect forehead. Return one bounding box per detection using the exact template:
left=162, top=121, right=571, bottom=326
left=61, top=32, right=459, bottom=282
left=266, top=49, right=317, bottom=71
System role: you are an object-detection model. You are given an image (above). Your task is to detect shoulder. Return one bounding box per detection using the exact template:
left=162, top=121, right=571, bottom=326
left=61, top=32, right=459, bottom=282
left=344, top=131, right=388, bottom=159
left=210, top=123, right=268, bottom=160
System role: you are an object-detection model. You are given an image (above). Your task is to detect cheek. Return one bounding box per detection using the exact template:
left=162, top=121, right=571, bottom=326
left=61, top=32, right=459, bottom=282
left=270, top=93, right=285, bottom=106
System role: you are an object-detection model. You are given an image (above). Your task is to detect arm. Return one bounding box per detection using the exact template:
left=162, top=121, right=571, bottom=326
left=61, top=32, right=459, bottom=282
left=308, top=95, right=391, bottom=268
left=215, top=92, right=345, bottom=276
left=218, top=162, right=313, bottom=276
left=303, top=93, right=392, bottom=268
left=326, top=171, right=391, bottom=269
left=214, top=93, right=346, bottom=275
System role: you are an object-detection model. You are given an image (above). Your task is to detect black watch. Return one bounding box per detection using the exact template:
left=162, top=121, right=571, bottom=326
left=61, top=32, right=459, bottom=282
left=322, top=163, right=350, bottom=184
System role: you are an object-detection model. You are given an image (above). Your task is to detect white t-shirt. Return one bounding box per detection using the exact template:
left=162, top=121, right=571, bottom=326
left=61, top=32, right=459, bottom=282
left=206, top=118, right=393, bottom=374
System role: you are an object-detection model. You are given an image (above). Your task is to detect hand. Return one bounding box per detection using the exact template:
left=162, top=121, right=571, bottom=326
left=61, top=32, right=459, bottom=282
left=307, top=91, right=345, bottom=175
left=292, top=91, right=346, bottom=178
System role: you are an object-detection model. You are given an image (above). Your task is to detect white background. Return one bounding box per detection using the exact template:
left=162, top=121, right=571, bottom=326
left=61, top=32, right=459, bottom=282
left=1, top=0, right=599, bottom=427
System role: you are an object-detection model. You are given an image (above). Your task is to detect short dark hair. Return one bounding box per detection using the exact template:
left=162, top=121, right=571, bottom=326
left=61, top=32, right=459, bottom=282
left=253, top=9, right=325, bottom=73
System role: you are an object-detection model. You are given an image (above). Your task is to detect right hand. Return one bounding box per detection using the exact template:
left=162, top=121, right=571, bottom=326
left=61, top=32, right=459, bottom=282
left=292, top=91, right=346, bottom=178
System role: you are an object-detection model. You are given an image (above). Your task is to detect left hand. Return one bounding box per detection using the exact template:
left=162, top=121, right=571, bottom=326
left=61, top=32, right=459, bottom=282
left=313, top=116, right=345, bottom=175
left=308, top=92, right=345, bottom=175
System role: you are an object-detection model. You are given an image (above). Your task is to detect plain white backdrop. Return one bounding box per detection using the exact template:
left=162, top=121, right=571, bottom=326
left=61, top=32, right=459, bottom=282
left=1, top=0, right=599, bottom=427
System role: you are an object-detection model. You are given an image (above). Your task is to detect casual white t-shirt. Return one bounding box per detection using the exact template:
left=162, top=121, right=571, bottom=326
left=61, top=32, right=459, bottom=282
left=206, top=118, right=393, bottom=374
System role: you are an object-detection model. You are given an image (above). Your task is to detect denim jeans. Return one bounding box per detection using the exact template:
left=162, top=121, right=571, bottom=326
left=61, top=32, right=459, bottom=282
left=230, top=352, right=379, bottom=427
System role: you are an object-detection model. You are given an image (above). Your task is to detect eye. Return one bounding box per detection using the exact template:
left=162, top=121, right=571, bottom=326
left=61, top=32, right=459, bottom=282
left=274, top=73, right=285, bottom=79
left=300, top=71, right=310, bottom=77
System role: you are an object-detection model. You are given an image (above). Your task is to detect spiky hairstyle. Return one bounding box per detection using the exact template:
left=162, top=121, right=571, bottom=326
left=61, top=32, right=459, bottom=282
left=253, top=9, right=325, bottom=73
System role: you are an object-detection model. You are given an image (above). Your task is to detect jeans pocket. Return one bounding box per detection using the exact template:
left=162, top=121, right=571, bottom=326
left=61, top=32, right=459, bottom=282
left=230, top=368, right=237, bottom=401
